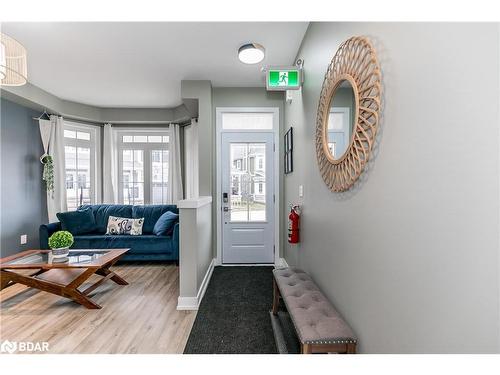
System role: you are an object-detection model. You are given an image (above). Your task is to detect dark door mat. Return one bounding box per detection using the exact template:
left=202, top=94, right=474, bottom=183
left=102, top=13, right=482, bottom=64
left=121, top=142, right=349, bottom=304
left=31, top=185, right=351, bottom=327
left=183, top=266, right=278, bottom=354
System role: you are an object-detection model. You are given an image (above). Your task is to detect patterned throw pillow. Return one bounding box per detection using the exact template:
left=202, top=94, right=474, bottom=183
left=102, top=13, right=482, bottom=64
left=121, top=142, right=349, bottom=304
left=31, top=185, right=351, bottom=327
left=105, top=216, right=144, bottom=235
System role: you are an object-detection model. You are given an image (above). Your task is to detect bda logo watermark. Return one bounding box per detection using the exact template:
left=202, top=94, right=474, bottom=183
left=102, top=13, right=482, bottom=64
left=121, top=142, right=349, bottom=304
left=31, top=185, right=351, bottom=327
left=0, top=340, right=17, bottom=354
left=0, top=340, right=49, bottom=353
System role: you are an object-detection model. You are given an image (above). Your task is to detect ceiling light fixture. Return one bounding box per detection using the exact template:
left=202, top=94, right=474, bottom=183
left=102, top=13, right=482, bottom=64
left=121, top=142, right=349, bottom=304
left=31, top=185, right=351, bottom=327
left=238, top=43, right=265, bottom=64
left=0, top=33, right=28, bottom=86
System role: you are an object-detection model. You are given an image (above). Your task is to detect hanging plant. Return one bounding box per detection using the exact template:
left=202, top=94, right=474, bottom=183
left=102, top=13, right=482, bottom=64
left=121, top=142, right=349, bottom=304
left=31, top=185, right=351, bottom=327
left=40, top=154, right=54, bottom=193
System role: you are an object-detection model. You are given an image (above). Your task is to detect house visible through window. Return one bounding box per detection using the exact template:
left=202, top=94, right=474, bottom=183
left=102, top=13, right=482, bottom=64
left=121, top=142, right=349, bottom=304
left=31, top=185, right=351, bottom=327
left=65, top=174, right=74, bottom=189
left=63, top=122, right=100, bottom=211
left=249, top=156, right=255, bottom=174
left=117, top=130, right=169, bottom=205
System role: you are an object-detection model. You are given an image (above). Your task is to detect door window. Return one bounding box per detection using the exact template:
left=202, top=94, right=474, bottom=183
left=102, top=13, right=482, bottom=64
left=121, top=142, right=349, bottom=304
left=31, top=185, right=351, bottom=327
left=229, top=142, right=266, bottom=222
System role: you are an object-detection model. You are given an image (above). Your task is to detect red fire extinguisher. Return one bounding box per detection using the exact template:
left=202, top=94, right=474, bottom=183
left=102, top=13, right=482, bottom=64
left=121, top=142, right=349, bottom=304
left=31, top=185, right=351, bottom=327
left=288, top=205, right=300, bottom=244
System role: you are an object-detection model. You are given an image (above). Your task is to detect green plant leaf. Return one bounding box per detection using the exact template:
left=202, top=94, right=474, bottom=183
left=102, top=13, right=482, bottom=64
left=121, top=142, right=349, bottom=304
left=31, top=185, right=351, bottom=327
left=48, top=230, right=74, bottom=249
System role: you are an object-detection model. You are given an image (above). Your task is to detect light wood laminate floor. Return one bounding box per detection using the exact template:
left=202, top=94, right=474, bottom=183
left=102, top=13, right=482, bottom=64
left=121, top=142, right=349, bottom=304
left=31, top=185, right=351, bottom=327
left=0, top=263, right=196, bottom=354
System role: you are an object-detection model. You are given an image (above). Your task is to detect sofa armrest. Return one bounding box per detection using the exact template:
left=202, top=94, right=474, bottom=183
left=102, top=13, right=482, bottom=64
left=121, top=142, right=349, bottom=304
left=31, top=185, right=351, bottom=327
left=172, top=222, right=180, bottom=260
left=39, top=222, right=62, bottom=249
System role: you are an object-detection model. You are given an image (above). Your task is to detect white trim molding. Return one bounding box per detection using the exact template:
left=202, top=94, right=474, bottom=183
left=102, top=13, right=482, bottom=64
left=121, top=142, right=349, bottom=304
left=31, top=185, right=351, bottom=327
left=215, top=107, right=281, bottom=266
left=196, top=258, right=215, bottom=305
left=177, top=195, right=212, bottom=209
left=176, top=297, right=199, bottom=310
left=177, top=258, right=215, bottom=310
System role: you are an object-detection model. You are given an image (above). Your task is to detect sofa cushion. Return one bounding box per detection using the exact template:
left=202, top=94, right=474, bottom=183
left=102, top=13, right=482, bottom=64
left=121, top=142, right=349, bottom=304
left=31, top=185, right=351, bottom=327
left=132, top=205, right=178, bottom=234
left=72, top=234, right=173, bottom=254
left=153, top=211, right=179, bottom=236
left=80, top=205, right=133, bottom=234
left=105, top=216, right=144, bottom=235
left=56, top=207, right=96, bottom=235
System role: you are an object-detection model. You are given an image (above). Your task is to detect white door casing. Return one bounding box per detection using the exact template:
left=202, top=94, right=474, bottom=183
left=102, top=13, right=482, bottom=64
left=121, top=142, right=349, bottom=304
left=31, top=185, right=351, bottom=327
left=216, top=107, right=279, bottom=265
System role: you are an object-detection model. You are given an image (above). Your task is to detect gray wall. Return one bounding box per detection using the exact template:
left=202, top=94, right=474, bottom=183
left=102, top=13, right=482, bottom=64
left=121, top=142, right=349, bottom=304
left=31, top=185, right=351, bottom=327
left=284, top=23, right=500, bottom=353
left=2, top=83, right=194, bottom=124
left=1, top=98, right=47, bottom=257
left=212, top=87, right=285, bottom=258
left=182, top=81, right=213, bottom=197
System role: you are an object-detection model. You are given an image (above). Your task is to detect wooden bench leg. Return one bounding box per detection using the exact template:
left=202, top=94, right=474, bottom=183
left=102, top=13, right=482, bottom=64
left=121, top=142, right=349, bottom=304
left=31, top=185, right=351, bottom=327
left=300, top=343, right=356, bottom=354
left=301, top=344, right=312, bottom=354
left=347, top=343, right=357, bottom=354
left=272, top=278, right=280, bottom=315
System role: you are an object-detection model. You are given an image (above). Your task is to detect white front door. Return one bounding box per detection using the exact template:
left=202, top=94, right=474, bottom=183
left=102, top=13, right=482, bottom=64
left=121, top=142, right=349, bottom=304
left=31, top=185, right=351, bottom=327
left=221, top=132, right=275, bottom=264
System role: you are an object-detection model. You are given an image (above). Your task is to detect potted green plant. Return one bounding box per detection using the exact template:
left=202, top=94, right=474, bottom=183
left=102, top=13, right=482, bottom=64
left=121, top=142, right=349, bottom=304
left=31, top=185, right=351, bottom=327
left=48, top=230, right=74, bottom=259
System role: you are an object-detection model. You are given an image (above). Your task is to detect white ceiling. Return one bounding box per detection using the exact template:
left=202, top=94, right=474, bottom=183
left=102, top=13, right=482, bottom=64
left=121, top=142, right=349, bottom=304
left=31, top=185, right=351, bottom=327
left=2, top=22, right=308, bottom=108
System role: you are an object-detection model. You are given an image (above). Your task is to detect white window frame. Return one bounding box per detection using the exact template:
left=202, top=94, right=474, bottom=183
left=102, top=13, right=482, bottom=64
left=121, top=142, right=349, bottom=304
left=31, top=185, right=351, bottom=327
left=63, top=121, right=101, bottom=210
left=115, top=128, right=170, bottom=205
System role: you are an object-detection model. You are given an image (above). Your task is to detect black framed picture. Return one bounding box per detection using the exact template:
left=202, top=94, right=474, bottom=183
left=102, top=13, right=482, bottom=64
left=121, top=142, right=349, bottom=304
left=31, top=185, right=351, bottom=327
left=284, top=127, right=293, bottom=174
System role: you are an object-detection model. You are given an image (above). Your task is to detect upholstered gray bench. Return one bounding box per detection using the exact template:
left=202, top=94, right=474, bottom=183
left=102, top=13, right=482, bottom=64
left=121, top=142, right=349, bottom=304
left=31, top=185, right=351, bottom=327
left=272, top=267, right=357, bottom=354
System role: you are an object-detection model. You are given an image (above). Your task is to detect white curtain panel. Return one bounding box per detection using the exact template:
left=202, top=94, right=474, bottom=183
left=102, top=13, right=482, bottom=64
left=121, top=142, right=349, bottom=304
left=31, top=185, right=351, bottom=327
left=103, top=123, right=118, bottom=204
left=168, top=123, right=184, bottom=203
left=183, top=119, right=199, bottom=199
left=44, top=115, right=67, bottom=222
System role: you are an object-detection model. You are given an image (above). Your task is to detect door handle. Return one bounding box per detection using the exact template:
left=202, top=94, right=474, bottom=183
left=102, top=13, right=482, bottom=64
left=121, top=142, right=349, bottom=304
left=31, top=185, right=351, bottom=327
left=223, top=207, right=232, bottom=212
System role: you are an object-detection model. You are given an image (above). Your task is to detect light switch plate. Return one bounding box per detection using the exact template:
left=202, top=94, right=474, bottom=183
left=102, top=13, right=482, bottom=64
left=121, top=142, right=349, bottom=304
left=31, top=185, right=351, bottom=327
left=299, top=185, right=304, bottom=197
left=20, top=234, right=27, bottom=245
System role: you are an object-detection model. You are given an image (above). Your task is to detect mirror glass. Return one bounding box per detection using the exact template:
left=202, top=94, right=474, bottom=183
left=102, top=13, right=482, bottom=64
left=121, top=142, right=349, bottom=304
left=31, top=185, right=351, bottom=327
left=326, top=80, right=356, bottom=160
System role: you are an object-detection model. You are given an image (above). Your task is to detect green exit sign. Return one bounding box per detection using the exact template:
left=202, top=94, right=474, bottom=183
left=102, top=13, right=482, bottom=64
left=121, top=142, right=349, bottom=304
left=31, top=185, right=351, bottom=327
left=266, top=68, right=302, bottom=91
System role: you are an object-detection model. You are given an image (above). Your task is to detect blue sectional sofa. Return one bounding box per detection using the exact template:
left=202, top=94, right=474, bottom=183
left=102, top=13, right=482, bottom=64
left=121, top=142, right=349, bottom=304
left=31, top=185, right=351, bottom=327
left=40, top=204, right=179, bottom=261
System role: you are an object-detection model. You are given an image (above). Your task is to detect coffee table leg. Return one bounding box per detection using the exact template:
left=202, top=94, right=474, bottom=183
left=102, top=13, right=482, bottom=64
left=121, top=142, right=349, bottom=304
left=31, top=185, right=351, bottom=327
left=95, top=267, right=128, bottom=285
left=67, top=289, right=102, bottom=309
left=1, top=270, right=14, bottom=290
left=1, top=269, right=103, bottom=309
left=1, top=269, right=50, bottom=291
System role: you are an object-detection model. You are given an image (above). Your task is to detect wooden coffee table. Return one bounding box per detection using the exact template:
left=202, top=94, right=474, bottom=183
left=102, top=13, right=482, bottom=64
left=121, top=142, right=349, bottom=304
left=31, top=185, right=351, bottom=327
left=0, top=249, right=129, bottom=309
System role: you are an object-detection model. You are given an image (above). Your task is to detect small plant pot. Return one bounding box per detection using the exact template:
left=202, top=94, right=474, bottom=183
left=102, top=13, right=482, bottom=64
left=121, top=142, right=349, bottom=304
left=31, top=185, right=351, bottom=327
left=40, top=154, right=51, bottom=164
left=51, top=246, right=70, bottom=258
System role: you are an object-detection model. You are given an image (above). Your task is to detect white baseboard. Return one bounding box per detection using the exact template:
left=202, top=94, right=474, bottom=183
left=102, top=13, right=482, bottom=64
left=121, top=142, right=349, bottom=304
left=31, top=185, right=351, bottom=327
left=196, top=258, right=215, bottom=304
left=277, top=257, right=289, bottom=268
left=177, top=258, right=215, bottom=311
left=177, top=297, right=199, bottom=310
left=220, top=263, right=274, bottom=266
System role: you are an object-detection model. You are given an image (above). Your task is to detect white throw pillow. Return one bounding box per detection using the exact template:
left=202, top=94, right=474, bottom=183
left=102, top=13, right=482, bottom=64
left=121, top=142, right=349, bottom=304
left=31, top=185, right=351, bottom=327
left=105, top=216, right=144, bottom=235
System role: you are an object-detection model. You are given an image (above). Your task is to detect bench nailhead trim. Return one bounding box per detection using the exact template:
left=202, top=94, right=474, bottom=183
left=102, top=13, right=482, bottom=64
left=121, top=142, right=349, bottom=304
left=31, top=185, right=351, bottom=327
left=304, top=339, right=357, bottom=344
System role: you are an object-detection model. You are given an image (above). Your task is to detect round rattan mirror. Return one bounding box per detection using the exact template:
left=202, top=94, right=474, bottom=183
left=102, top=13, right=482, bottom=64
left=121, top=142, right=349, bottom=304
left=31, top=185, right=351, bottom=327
left=315, top=36, right=381, bottom=192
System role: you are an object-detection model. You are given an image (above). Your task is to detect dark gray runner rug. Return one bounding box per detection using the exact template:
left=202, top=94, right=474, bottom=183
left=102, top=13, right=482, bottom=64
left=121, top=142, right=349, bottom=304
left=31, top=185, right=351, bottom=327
left=184, top=266, right=278, bottom=354
left=270, top=310, right=301, bottom=354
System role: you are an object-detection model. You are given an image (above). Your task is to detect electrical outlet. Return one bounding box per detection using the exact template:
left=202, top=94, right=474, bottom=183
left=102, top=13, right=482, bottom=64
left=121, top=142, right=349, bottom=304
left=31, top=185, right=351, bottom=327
left=20, top=234, right=27, bottom=245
